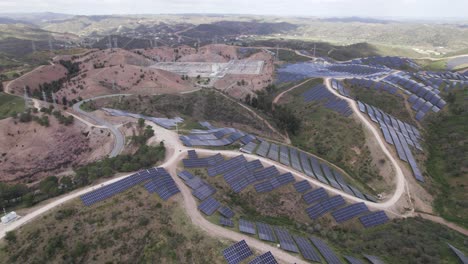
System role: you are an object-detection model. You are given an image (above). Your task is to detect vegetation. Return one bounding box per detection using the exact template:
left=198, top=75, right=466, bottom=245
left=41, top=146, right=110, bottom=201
left=188, top=166, right=466, bottom=264
left=416, top=59, right=448, bottom=71
left=0, top=187, right=228, bottom=263
left=278, top=79, right=381, bottom=192
left=0, top=92, right=24, bottom=120
left=425, top=88, right=468, bottom=228
left=344, top=80, right=415, bottom=124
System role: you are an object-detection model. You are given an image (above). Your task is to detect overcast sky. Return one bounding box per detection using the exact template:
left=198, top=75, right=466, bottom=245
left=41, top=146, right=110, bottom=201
left=0, top=0, right=467, bottom=20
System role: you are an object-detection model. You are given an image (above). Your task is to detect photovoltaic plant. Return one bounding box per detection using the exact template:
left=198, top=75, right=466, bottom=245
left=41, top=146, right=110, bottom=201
left=223, top=240, right=253, bottom=264
left=249, top=251, right=278, bottom=264
left=274, top=227, right=299, bottom=253
left=293, top=235, right=322, bottom=262
left=331, top=203, right=369, bottom=223
left=207, top=155, right=247, bottom=176
left=220, top=217, right=234, bottom=227
left=309, top=236, right=343, bottom=264
left=178, top=170, right=194, bottom=181
left=192, top=183, right=216, bottom=200
left=218, top=206, right=235, bottom=218
left=198, top=196, right=221, bottom=215
left=256, top=222, right=276, bottom=242
left=81, top=168, right=155, bottom=206
left=303, top=187, right=328, bottom=205
left=239, top=219, right=256, bottom=235
left=294, top=180, right=312, bottom=193
left=359, top=211, right=389, bottom=228
left=183, top=153, right=224, bottom=168
left=256, top=141, right=271, bottom=157
left=144, top=168, right=180, bottom=200
left=306, top=195, right=346, bottom=220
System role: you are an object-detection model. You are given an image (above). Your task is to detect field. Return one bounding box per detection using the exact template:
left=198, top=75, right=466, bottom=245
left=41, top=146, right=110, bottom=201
left=183, top=163, right=466, bottom=264
left=0, top=93, right=24, bottom=119
left=95, top=89, right=284, bottom=141
left=277, top=79, right=385, bottom=192
left=416, top=59, right=448, bottom=71
left=424, top=88, right=468, bottom=228
left=0, top=187, right=228, bottom=263
left=344, top=82, right=415, bottom=124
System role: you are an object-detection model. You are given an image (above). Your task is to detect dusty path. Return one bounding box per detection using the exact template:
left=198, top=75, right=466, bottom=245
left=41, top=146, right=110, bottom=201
left=214, top=89, right=291, bottom=144
left=72, top=94, right=131, bottom=157
left=323, top=78, right=409, bottom=210
left=272, top=78, right=312, bottom=107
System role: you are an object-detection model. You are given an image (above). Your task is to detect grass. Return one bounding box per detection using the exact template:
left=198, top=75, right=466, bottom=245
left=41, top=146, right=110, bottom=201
left=0, top=187, right=229, bottom=263
left=424, top=88, right=468, bottom=229
left=416, top=59, right=448, bottom=71
left=278, top=80, right=382, bottom=193
left=344, top=81, right=415, bottom=125
left=183, top=161, right=466, bottom=264
left=0, top=92, right=24, bottom=119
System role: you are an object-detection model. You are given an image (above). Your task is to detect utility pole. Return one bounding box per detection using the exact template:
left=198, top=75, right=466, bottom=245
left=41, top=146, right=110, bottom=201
left=313, top=43, right=316, bottom=57
left=108, top=35, right=113, bottom=51
left=31, top=40, right=36, bottom=53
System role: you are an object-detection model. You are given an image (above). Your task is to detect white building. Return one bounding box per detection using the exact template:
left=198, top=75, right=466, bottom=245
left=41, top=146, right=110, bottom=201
left=1, top=212, right=17, bottom=224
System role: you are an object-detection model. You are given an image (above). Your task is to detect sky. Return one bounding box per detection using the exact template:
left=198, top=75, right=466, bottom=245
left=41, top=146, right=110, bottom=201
left=0, top=0, right=467, bottom=20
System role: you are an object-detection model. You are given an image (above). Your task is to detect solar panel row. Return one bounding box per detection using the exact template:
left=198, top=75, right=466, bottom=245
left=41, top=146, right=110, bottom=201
left=274, top=227, right=299, bottom=253
left=359, top=211, right=389, bottom=228
left=223, top=240, right=253, bottom=264
left=249, top=251, right=278, bottom=264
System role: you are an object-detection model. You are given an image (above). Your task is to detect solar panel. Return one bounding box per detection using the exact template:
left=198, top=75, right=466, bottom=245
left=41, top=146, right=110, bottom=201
left=198, top=197, right=221, bottom=215
left=81, top=168, right=157, bottom=206
left=220, top=216, right=234, bottom=227
left=359, top=211, right=389, bottom=228
left=306, top=195, right=346, bottom=220
left=309, top=236, right=343, bottom=264
left=363, top=255, right=385, bottom=264
left=447, top=243, right=468, bottom=264
left=274, top=227, right=299, bottom=253
left=254, top=166, right=279, bottom=181
left=344, top=256, right=364, bottom=264
left=239, top=219, right=256, bottom=235
left=256, top=141, right=271, bottom=157
left=207, top=155, right=247, bottom=176
left=294, top=180, right=312, bottom=193
left=279, top=145, right=290, bottom=166
left=299, top=152, right=315, bottom=177
left=256, top=222, right=276, bottom=242
left=178, top=170, right=194, bottom=181
left=218, top=206, right=235, bottom=218
left=144, top=170, right=181, bottom=201
left=241, top=142, right=258, bottom=154
left=267, top=143, right=279, bottom=161
left=309, top=157, right=328, bottom=183
left=185, top=176, right=204, bottom=189
left=188, top=150, right=198, bottom=159
left=246, top=159, right=263, bottom=172
left=303, top=188, right=328, bottom=205
left=332, top=203, right=369, bottom=223
left=223, top=240, right=253, bottom=264
left=249, top=251, right=278, bottom=264
left=255, top=181, right=274, bottom=193
left=293, top=236, right=322, bottom=262
left=289, top=147, right=303, bottom=172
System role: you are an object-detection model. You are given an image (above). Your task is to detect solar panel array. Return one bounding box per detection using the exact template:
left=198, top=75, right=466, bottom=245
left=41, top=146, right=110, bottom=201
left=364, top=255, right=385, bottom=264
left=357, top=102, right=424, bottom=182
left=382, top=73, right=446, bottom=120
left=223, top=240, right=253, bottom=264
left=294, top=180, right=312, bottom=193
left=198, top=196, right=221, bottom=215
left=180, top=124, right=256, bottom=147
left=306, top=195, right=346, bottom=220
left=279, top=145, right=290, bottom=166
left=332, top=202, right=369, bottom=223
left=102, top=108, right=183, bottom=129
left=256, top=141, right=271, bottom=157
left=359, top=211, right=389, bottom=228
left=276, top=62, right=388, bottom=84
left=267, top=143, right=279, bottom=161
left=183, top=153, right=224, bottom=168
left=254, top=172, right=295, bottom=193
left=241, top=141, right=258, bottom=154
left=331, top=79, right=351, bottom=97
left=447, top=243, right=468, bottom=264
left=239, top=219, right=256, bottom=235
left=302, top=84, right=352, bottom=117
left=256, top=222, right=276, bottom=242
left=144, top=168, right=180, bottom=200
left=346, top=78, right=398, bottom=96
left=220, top=216, right=234, bottom=227
left=274, top=227, right=299, bottom=253
left=178, top=170, right=195, bottom=181
left=356, top=56, right=420, bottom=70
left=293, top=236, right=322, bottom=262
left=218, top=206, right=235, bottom=218
left=309, top=236, right=343, bottom=264
left=81, top=168, right=156, bottom=206
left=207, top=155, right=247, bottom=176
left=192, top=183, right=216, bottom=200
left=249, top=251, right=278, bottom=264
left=303, top=187, right=328, bottom=204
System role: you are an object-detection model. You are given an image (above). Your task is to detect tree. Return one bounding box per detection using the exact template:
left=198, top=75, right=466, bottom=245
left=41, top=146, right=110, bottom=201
left=138, top=118, right=145, bottom=128
left=244, top=94, right=251, bottom=105
left=39, top=176, right=60, bottom=197
left=5, top=231, right=17, bottom=244
left=0, top=81, right=3, bottom=92
left=62, top=96, right=68, bottom=106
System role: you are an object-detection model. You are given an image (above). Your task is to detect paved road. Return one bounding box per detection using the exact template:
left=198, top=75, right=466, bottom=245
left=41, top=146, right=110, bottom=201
left=72, top=94, right=131, bottom=157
